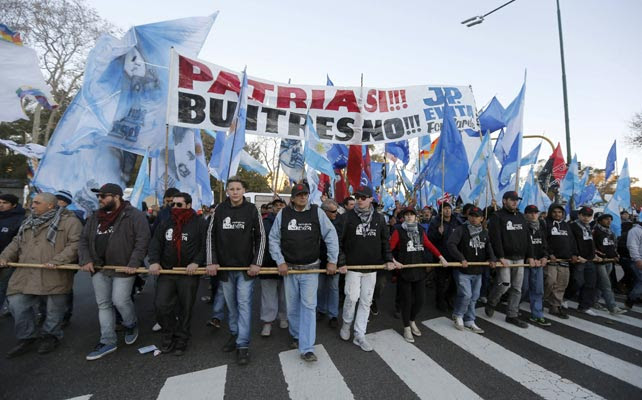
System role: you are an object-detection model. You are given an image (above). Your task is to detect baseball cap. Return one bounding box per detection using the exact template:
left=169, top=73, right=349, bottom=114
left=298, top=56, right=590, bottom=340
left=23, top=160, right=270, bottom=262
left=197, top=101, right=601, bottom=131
left=578, top=206, right=594, bottom=216
left=468, top=206, right=483, bottom=217
left=401, top=207, right=417, bottom=216
left=291, top=183, right=310, bottom=196
left=524, top=205, right=539, bottom=214
left=353, top=186, right=373, bottom=198
left=502, top=191, right=522, bottom=201
left=91, top=183, right=124, bottom=197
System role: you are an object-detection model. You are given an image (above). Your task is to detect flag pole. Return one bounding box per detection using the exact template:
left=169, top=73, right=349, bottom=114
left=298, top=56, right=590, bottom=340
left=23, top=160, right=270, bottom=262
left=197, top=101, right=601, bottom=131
left=441, top=150, right=445, bottom=226
left=225, top=67, right=246, bottom=183
left=164, top=124, right=169, bottom=192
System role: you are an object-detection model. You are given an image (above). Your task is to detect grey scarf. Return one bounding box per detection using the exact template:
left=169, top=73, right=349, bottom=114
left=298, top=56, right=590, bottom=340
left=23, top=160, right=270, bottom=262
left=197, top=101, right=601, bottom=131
left=596, top=223, right=613, bottom=236
left=17, top=206, right=63, bottom=246
left=574, top=220, right=592, bottom=238
left=465, top=221, right=483, bottom=237
left=401, top=221, right=421, bottom=246
left=527, top=219, right=541, bottom=232
left=355, top=205, right=374, bottom=233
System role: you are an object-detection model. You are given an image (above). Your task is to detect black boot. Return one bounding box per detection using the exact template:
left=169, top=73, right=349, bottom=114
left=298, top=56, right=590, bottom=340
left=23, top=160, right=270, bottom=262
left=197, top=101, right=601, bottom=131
left=7, top=338, right=37, bottom=358
left=37, top=335, right=59, bottom=354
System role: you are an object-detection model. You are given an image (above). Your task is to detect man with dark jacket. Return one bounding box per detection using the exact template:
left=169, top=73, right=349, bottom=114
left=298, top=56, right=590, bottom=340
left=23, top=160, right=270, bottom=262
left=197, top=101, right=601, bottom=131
left=522, top=205, right=551, bottom=327
left=148, top=193, right=207, bottom=355
left=79, top=183, right=151, bottom=361
left=317, top=199, right=344, bottom=328
left=485, top=191, right=535, bottom=328
left=0, top=193, right=25, bottom=315
left=427, top=202, right=461, bottom=311
left=206, top=177, right=265, bottom=366
left=593, top=213, right=626, bottom=314
left=569, top=206, right=602, bottom=315
left=339, top=186, right=394, bottom=352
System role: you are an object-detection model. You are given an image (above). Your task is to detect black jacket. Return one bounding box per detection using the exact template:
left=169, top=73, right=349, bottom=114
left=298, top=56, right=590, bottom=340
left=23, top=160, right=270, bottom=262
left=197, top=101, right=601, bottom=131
left=593, top=225, right=618, bottom=259
left=320, top=214, right=344, bottom=268
left=148, top=214, right=207, bottom=268
left=0, top=205, right=25, bottom=253
left=78, top=203, right=151, bottom=275
left=447, top=224, right=495, bottom=275
left=571, top=221, right=596, bottom=260
left=427, top=215, right=461, bottom=261
left=528, top=220, right=548, bottom=260
left=488, top=207, right=532, bottom=260
left=208, top=198, right=265, bottom=281
left=339, top=209, right=392, bottom=273
left=259, top=212, right=280, bottom=280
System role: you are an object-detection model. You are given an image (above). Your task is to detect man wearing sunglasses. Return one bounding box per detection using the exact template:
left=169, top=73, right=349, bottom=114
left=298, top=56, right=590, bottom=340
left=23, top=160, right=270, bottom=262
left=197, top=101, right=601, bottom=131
left=339, top=186, right=394, bottom=352
left=79, top=183, right=151, bottom=360
left=148, top=193, right=207, bottom=356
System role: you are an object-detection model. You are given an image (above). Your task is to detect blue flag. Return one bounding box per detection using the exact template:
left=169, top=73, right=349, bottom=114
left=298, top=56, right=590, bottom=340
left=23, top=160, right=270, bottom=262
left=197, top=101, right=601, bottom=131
left=416, top=101, right=469, bottom=195
left=478, top=96, right=506, bottom=134
left=499, top=77, right=526, bottom=155
left=239, top=150, right=268, bottom=176
left=605, top=140, right=617, bottom=181
left=326, top=74, right=334, bottom=86
left=577, top=183, right=597, bottom=206
left=493, top=129, right=508, bottom=163
left=129, top=149, right=152, bottom=209
left=520, top=142, right=541, bottom=167
left=304, top=113, right=335, bottom=177
left=498, top=132, right=522, bottom=191
left=519, top=167, right=551, bottom=213
left=371, top=162, right=384, bottom=188
left=385, top=140, right=410, bottom=165
left=603, top=158, right=629, bottom=236
left=466, top=131, right=492, bottom=203
left=559, top=154, right=579, bottom=201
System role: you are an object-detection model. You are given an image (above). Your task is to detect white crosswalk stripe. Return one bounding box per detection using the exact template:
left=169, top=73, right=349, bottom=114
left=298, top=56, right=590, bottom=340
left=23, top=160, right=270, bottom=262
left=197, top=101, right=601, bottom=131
left=156, top=365, right=227, bottom=400
left=477, top=308, right=642, bottom=390
left=423, top=317, right=604, bottom=400
left=565, top=300, right=642, bottom=329
left=367, top=329, right=482, bottom=400
left=279, top=344, right=354, bottom=400
left=519, top=304, right=642, bottom=351
left=66, top=396, right=92, bottom=400
left=614, top=300, right=642, bottom=312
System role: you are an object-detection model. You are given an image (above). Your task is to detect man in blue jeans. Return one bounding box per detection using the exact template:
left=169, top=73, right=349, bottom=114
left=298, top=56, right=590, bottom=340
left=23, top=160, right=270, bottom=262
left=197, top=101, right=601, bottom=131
left=206, top=177, right=265, bottom=366
left=79, top=183, right=150, bottom=360
left=522, top=205, right=552, bottom=327
left=269, top=183, right=339, bottom=362
left=569, top=206, right=601, bottom=315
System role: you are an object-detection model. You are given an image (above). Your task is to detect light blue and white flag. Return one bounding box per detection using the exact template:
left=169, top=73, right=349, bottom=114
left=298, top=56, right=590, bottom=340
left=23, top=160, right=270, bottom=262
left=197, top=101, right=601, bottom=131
left=559, top=154, right=579, bottom=202
left=129, top=149, right=152, bottom=210
left=304, top=113, right=335, bottom=177
left=279, top=139, right=305, bottom=182
left=498, top=132, right=522, bottom=191
left=499, top=77, right=526, bottom=155
left=239, top=150, right=268, bottom=176
left=520, top=142, right=541, bottom=167
left=603, top=159, right=629, bottom=236
left=306, top=167, right=323, bottom=206
left=478, top=96, right=505, bottom=134
left=519, top=167, right=551, bottom=213
left=466, top=131, right=492, bottom=203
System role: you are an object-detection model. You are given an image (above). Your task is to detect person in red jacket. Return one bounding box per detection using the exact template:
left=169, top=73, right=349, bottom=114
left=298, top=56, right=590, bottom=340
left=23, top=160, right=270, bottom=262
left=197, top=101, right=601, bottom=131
left=390, top=208, right=447, bottom=342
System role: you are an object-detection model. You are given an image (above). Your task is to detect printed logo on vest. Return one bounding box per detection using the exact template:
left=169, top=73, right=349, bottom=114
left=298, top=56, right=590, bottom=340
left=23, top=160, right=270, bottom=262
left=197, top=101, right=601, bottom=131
left=355, top=224, right=377, bottom=237
left=222, top=216, right=245, bottom=230
left=287, top=218, right=312, bottom=231
left=603, top=237, right=614, bottom=246
left=506, top=220, right=522, bottom=231
left=1, top=227, right=8, bottom=233
left=406, top=240, right=424, bottom=252
left=530, top=236, right=542, bottom=245
left=468, top=235, right=486, bottom=256
left=551, top=226, right=568, bottom=236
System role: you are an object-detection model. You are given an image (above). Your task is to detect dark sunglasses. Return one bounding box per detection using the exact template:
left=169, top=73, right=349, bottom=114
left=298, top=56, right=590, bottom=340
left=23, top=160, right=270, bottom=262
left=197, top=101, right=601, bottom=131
left=96, top=193, right=114, bottom=199
left=354, top=195, right=368, bottom=200
left=326, top=209, right=338, bottom=214
left=171, top=202, right=184, bottom=208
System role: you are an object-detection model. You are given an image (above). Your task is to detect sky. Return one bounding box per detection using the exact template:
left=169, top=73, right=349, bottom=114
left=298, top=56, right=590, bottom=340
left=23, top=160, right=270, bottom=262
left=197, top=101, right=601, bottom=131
left=86, top=0, right=642, bottom=181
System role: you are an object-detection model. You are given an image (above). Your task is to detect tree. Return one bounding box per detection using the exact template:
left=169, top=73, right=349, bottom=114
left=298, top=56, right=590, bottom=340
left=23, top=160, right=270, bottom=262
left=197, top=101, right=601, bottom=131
left=628, top=111, right=642, bottom=149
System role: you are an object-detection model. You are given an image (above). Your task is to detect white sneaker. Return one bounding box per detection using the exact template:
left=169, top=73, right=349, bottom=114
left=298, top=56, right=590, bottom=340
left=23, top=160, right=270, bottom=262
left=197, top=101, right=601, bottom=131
left=465, top=322, right=485, bottom=334
left=581, top=308, right=598, bottom=316
left=353, top=335, right=373, bottom=352
left=478, top=297, right=488, bottom=304
left=261, top=323, right=272, bottom=337
left=609, top=307, right=627, bottom=315
left=340, top=323, right=351, bottom=341
left=454, top=316, right=464, bottom=331
left=279, top=319, right=289, bottom=329
left=409, top=321, right=421, bottom=336
left=561, top=301, right=569, bottom=309
left=152, top=322, right=162, bottom=332
left=403, top=327, right=415, bottom=343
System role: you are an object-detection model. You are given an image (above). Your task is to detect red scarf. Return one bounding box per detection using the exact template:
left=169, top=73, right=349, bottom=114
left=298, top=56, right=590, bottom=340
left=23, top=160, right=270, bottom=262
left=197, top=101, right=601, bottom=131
left=97, top=201, right=128, bottom=232
left=171, top=208, right=196, bottom=265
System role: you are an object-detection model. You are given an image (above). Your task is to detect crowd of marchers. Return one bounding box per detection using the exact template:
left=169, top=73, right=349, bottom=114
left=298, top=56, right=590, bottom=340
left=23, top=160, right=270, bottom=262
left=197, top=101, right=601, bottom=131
left=0, top=180, right=641, bottom=365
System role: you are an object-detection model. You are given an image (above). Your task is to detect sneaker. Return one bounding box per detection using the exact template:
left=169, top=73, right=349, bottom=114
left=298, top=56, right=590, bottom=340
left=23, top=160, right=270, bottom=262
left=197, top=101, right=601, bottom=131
left=579, top=308, right=597, bottom=316
left=353, top=335, right=373, bottom=352
left=37, top=335, right=59, bottom=354
left=86, top=343, right=117, bottom=361
left=484, top=304, right=495, bottom=318
left=124, top=325, right=139, bottom=345
left=529, top=317, right=552, bottom=327
left=609, top=307, right=627, bottom=315
left=454, top=316, right=464, bottom=331
left=370, top=302, right=379, bottom=316
left=409, top=321, right=421, bottom=336
left=339, top=323, right=351, bottom=341
left=328, top=317, right=338, bottom=329
left=550, top=308, right=570, bottom=320
left=561, top=300, right=569, bottom=309
left=174, top=341, right=187, bottom=356
left=478, top=296, right=488, bottom=304
left=0, top=306, right=10, bottom=318
left=403, top=327, right=415, bottom=343
left=505, top=316, right=529, bottom=328
left=279, top=319, right=289, bottom=329
left=160, top=337, right=175, bottom=353
left=206, top=318, right=221, bottom=328
left=200, top=295, right=212, bottom=303
left=6, top=338, right=37, bottom=358
left=300, top=351, right=318, bottom=362
left=464, top=322, right=485, bottom=334
left=261, top=323, right=272, bottom=337
left=222, top=335, right=237, bottom=352
left=237, top=348, right=250, bottom=365
left=290, top=339, right=299, bottom=349
left=152, top=322, right=162, bottom=332
left=593, top=302, right=607, bottom=311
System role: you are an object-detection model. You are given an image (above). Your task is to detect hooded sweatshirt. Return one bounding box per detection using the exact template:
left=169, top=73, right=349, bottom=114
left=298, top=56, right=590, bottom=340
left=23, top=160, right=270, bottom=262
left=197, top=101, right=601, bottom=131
left=544, top=204, right=577, bottom=263
left=0, top=205, right=25, bottom=252
left=571, top=219, right=596, bottom=260
left=488, top=206, right=532, bottom=260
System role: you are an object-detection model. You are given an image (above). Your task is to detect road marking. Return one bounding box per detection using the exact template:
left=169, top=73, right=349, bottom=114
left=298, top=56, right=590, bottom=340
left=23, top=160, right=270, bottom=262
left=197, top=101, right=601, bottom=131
left=614, top=301, right=642, bottom=312
left=565, top=301, right=642, bottom=329
left=424, top=317, right=604, bottom=400
left=366, top=329, right=482, bottom=400
left=477, top=308, right=642, bottom=390
left=279, top=344, right=354, bottom=400
left=157, top=365, right=227, bottom=400
left=519, top=304, right=642, bottom=351
left=66, top=396, right=92, bottom=400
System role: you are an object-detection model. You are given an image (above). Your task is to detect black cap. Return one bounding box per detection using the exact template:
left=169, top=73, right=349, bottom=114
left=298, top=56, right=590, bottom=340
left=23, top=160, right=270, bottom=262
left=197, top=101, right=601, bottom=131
left=91, top=183, right=124, bottom=197
left=502, top=191, right=522, bottom=201
left=578, top=206, right=594, bottom=216
left=291, top=182, right=310, bottom=196
left=597, top=213, right=612, bottom=222
left=163, top=187, right=180, bottom=199
left=524, top=205, right=539, bottom=214
left=354, top=186, right=373, bottom=198
left=401, top=207, right=417, bottom=216
left=468, top=206, right=483, bottom=217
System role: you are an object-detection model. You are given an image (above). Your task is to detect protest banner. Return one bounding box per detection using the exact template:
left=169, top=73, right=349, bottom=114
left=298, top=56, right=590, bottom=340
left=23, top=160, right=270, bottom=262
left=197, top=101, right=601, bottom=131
left=167, top=50, right=479, bottom=145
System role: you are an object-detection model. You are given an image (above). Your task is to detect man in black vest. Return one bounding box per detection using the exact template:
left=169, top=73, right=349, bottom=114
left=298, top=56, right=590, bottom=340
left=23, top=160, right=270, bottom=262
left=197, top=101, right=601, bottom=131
left=269, top=183, right=339, bottom=362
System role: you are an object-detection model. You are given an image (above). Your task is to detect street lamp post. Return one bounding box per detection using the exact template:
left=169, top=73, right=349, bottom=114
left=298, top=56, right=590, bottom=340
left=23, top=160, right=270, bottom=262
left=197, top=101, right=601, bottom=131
left=462, top=0, right=572, bottom=161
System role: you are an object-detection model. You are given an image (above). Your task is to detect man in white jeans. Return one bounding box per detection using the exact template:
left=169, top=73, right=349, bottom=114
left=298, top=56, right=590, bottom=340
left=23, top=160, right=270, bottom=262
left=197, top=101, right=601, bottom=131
left=338, top=187, right=394, bottom=351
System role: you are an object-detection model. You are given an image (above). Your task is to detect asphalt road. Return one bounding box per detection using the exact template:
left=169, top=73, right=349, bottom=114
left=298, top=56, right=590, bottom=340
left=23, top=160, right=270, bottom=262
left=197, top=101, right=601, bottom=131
left=0, top=271, right=641, bottom=400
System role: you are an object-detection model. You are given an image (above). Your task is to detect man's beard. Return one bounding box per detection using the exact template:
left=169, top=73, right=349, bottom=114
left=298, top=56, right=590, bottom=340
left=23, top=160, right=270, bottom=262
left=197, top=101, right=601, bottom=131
left=101, top=199, right=117, bottom=212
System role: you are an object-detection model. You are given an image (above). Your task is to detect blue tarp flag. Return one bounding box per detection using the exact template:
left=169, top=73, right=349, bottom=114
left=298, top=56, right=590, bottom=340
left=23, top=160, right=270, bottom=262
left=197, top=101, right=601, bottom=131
left=499, top=77, right=526, bottom=155
left=304, top=113, right=335, bottom=177
left=33, top=14, right=217, bottom=215
left=385, top=140, right=410, bottom=165
left=415, top=101, right=469, bottom=195
left=279, top=139, right=305, bottom=182
left=520, top=142, right=541, bottom=167
left=208, top=68, right=248, bottom=183
left=498, top=132, right=522, bottom=191
left=239, top=150, right=268, bottom=176
left=559, top=154, right=579, bottom=201
left=478, top=96, right=506, bottom=134
left=605, top=140, right=617, bottom=181
left=129, top=149, right=152, bottom=210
